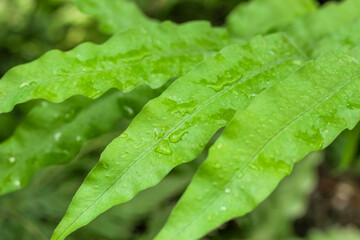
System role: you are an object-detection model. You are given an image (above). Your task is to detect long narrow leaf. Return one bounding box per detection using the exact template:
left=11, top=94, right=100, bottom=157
left=51, top=33, right=305, bottom=240
left=65, top=0, right=157, bottom=34
left=156, top=48, right=360, bottom=240
left=284, top=0, right=360, bottom=53
left=311, top=18, right=360, bottom=57
left=226, top=0, right=317, bottom=39
left=0, top=21, right=228, bottom=114
left=0, top=85, right=164, bottom=195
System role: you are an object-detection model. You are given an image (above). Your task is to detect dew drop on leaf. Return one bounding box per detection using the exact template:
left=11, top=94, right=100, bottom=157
left=123, top=105, right=135, bottom=117
left=248, top=93, right=256, bottom=98
left=155, top=139, right=172, bottom=155
left=14, top=180, right=20, bottom=186
left=220, top=206, right=227, bottom=211
left=169, top=130, right=187, bottom=143
left=214, top=163, right=221, bottom=169
left=54, top=132, right=62, bottom=141
left=224, top=188, right=231, bottom=193
left=19, top=81, right=36, bottom=88
left=8, top=157, right=16, bottom=163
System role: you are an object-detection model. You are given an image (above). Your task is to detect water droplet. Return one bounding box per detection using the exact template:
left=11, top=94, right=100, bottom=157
left=224, top=188, right=231, bottom=193
left=20, top=83, right=29, bottom=88
left=169, top=130, right=187, bottom=143
left=123, top=105, right=134, bottom=116
left=82, top=67, right=92, bottom=72
left=54, top=132, right=62, bottom=141
left=9, top=157, right=16, bottom=163
left=214, top=163, right=221, bottom=169
left=101, top=162, right=108, bottom=169
left=76, top=136, right=82, bottom=142
left=120, top=132, right=128, bottom=138
left=220, top=206, right=227, bottom=211
left=249, top=163, right=257, bottom=170
left=155, top=140, right=172, bottom=155
left=292, top=60, right=302, bottom=65
left=135, top=138, right=144, bottom=148
left=94, top=185, right=99, bottom=189
left=14, top=180, right=20, bottom=186
left=20, top=81, right=36, bottom=88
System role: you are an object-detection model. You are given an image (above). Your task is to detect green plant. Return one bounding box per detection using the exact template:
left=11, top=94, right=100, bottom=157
left=1, top=0, right=360, bottom=239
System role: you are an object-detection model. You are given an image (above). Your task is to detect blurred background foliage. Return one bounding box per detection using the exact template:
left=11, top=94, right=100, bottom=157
left=0, top=0, right=359, bottom=239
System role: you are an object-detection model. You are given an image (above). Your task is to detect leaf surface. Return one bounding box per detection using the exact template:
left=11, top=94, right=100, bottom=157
left=227, top=0, right=317, bottom=39
left=51, top=33, right=305, bottom=240
left=0, top=85, right=164, bottom=195
left=156, top=48, right=360, bottom=240
left=0, top=21, right=227, bottom=114
left=311, top=18, right=360, bottom=57
left=235, top=152, right=322, bottom=239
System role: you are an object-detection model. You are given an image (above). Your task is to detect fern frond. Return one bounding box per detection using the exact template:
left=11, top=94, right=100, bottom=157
left=227, top=0, right=317, bottom=39
left=0, top=85, right=165, bottom=195
left=156, top=48, right=360, bottom=240
left=66, top=0, right=157, bottom=34
left=0, top=21, right=228, bottom=114
left=51, top=33, right=305, bottom=240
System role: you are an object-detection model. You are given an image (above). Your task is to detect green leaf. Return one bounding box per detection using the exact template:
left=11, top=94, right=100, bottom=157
left=0, top=85, right=164, bottom=196
left=65, top=0, right=157, bottom=34
left=51, top=33, right=305, bottom=240
left=311, top=18, right=360, bottom=57
left=307, top=227, right=360, bottom=240
left=156, top=48, right=360, bottom=240
left=0, top=21, right=228, bottom=114
left=284, top=0, right=360, bottom=53
left=236, top=152, right=322, bottom=239
left=226, top=0, right=317, bottom=39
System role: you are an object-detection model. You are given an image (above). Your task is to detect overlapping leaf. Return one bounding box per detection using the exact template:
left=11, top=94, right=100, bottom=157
left=156, top=48, right=360, bottom=240
left=0, top=85, right=165, bottom=196
left=311, top=18, right=360, bottom=57
left=284, top=0, right=360, bottom=53
left=226, top=0, right=317, bottom=39
left=51, top=33, right=305, bottom=240
left=64, top=0, right=157, bottom=34
left=235, top=152, right=322, bottom=239
left=0, top=21, right=228, bottom=114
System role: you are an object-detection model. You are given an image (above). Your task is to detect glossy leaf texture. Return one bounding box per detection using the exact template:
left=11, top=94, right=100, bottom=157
left=226, top=0, right=317, bottom=39
left=235, top=152, right=322, bottom=239
left=65, top=0, right=157, bottom=34
left=0, top=21, right=228, bottom=114
left=284, top=0, right=360, bottom=53
left=156, top=48, right=360, bottom=240
left=51, top=33, right=305, bottom=240
left=0, top=85, right=165, bottom=196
